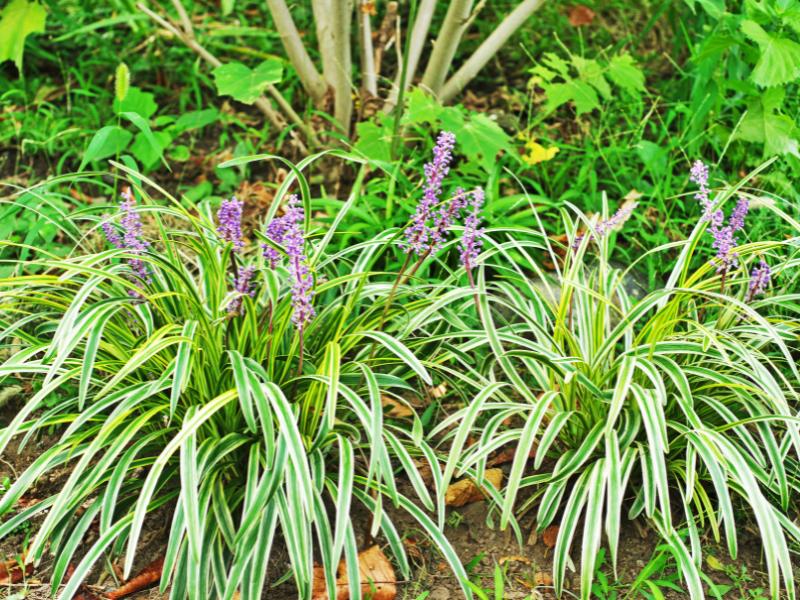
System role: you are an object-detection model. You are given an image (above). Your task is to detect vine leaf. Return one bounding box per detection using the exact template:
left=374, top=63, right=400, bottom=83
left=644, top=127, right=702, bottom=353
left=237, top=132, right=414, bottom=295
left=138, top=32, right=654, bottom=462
left=0, top=0, right=47, bottom=73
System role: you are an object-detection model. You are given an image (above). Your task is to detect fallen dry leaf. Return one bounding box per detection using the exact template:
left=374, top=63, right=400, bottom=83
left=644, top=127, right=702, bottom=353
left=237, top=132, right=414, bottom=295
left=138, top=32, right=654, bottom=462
left=568, top=5, right=595, bottom=26
left=312, top=545, right=396, bottom=600
left=444, top=468, right=504, bottom=507
left=498, top=555, right=531, bottom=566
left=542, top=525, right=559, bottom=549
left=381, top=395, right=414, bottom=418
left=105, top=556, right=164, bottom=599
left=428, top=383, right=448, bottom=399
left=534, top=571, right=554, bottom=586
left=0, top=557, right=32, bottom=584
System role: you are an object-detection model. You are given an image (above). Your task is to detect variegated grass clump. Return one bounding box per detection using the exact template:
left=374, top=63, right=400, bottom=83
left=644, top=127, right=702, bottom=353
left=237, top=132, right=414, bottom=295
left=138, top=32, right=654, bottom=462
left=438, top=178, right=800, bottom=600
left=0, top=154, right=480, bottom=600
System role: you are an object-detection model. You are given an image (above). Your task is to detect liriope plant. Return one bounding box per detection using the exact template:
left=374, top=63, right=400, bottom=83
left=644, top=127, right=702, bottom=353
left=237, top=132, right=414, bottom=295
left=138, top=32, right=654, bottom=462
left=436, top=163, right=800, bottom=599
left=0, top=144, right=485, bottom=599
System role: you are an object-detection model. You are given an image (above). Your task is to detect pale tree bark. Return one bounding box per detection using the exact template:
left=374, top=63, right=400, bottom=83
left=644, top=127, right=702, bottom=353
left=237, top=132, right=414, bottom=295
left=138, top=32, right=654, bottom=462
left=358, top=1, right=377, bottom=95
left=421, top=0, right=473, bottom=96
left=440, top=0, right=547, bottom=103
left=384, top=0, right=436, bottom=111
left=331, top=0, right=354, bottom=133
left=312, top=0, right=337, bottom=88
left=266, top=0, right=328, bottom=103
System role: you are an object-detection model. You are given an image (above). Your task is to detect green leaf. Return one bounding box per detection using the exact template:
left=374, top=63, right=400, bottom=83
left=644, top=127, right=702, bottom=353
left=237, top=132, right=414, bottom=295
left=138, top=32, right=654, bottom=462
left=130, top=130, right=172, bottom=169
left=572, top=57, right=611, bottom=99
left=212, top=60, right=283, bottom=104
left=439, top=110, right=513, bottom=171
left=353, top=119, right=393, bottom=163
left=741, top=20, right=800, bottom=87
left=0, top=0, right=46, bottom=73
left=403, top=88, right=443, bottom=125
left=113, top=86, right=158, bottom=119
left=607, top=54, right=646, bottom=93
left=174, top=108, right=219, bottom=132
left=79, top=126, right=133, bottom=171
left=736, top=98, right=800, bottom=157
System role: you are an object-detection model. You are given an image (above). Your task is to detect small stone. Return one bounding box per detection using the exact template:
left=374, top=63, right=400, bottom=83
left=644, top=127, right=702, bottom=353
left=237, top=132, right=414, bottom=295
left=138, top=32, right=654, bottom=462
left=429, top=587, right=450, bottom=600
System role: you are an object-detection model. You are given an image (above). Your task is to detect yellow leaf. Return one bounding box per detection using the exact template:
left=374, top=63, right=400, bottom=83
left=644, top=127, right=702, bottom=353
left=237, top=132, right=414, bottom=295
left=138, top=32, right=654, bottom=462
left=523, top=139, right=559, bottom=165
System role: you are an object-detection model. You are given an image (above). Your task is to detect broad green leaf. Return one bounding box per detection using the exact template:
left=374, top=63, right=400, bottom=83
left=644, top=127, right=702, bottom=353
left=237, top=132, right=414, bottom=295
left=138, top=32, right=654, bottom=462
left=79, top=126, right=133, bottom=171
left=572, top=56, right=611, bottom=99
left=0, top=0, right=46, bottom=73
left=174, top=108, right=219, bottom=132
left=607, top=53, right=646, bottom=93
left=403, top=88, right=443, bottom=125
left=544, top=80, right=599, bottom=114
left=212, top=60, right=283, bottom=104
left=737, top=99, right=800, bottom=157
left=113, top=86, right=158, bottom=119
left=741, top=20, right=800, bottom=87
left=439, top=109, right=514, bottom=171
left=130, top=130, right=172, bottom=169
left=353, top=119, right=393, bottom=163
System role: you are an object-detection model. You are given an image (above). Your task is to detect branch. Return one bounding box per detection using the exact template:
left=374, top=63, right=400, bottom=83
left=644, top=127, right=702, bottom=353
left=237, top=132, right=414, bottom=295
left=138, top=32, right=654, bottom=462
left=138, top=2, right=317, bottom=151
left=266, top=0, right=327, bottom=102
left=358, top=1, right=377, bottom=95
left=331, top=0, right=354, bottom=133
left=384, top=0, right=436, bottom=111
left=440, top=0, right=547, bottom=103
left=420, top=0, right=473, bottom=95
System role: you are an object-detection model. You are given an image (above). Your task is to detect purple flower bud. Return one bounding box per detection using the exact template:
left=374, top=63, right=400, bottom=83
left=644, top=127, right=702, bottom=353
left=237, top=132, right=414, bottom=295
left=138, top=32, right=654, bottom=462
left=281, top=195, right=315, bottom=330
left=217, top=196, right=245, bottom=252
left=403, top=131, right=457, bottom=256
left=572, top=202, right=638, bottom=250
left=748, top=259, right=771, bottom=300
left=460, top=188, right=485, bottom=274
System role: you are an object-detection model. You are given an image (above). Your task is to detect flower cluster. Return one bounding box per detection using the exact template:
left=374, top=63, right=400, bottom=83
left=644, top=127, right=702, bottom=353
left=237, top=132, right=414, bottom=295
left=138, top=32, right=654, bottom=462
left=227, top=266, right=256, bottom=315
left=748, top=259, right=771, bottom=300
left=403, top=131, right=457, bottom=256
left=216, top=196, right=245, bottom=252
left=460, top=188, right=485, bottom=277
left=263, top=195, right=314, bottom=330
left=402, top=132, right=486, bottom=274
left=102, top=187, right=151, bottom=289
left=572, top=201, right=638, bottom=250
left=690, top=161, right=749, bottom=274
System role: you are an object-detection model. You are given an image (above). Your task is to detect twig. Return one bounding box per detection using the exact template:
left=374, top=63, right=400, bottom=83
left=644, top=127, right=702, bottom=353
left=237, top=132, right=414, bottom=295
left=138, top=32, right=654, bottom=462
left=266, top=0, right=328, bottom=102
left=138, top=2, right=317, bottom=151
left=440, top=0, right=547, bottom=103
left=358, top=1, right=377, bottom=95
left=421, top=0, right=473, bottom=95
left=169, top=0, right=194, bottom=37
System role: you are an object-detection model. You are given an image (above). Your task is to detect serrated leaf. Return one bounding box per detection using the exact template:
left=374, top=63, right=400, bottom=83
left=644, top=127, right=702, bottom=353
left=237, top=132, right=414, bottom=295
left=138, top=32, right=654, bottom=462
left=353, top=119, right=392, bottom=163
left=113, top=86, right=158, bottom=119
left=607, top=54, right=646, bottom=93
left=402, top=88, right=442, bottom=126
left=0, top=0, right=47, bottom=73
left=545, top=79, right=599, bottom=114
left=572, top=57, right=611, bottom=99
left=736, top=99, right=800, bottom=157
left=212, top=60, right=283, bottom=104
left=79, top=126, right=133, bottom=171
left=741, top=20, right=800, bottom=87
left=541, top=52, right=571, bottom=77
left=439, top=109, right=513, bottom=172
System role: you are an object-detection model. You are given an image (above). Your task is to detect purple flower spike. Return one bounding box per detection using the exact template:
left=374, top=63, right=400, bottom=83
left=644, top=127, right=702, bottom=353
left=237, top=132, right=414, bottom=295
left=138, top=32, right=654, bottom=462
left=102, top=187, right=151, bottom=287
left=572, top=201, right=638, bottom=250
left=262, top=216, right=289, bottom=268
left=404, top=131, right=457, bottom=256
left=282, top=195, right=315, bottom=330
left=217, top=196, right=245, bottom=252
left=748, top=259, right=771, bottom=300
left=460, top=188, right=485, bottom=275
left=690, top=161, right=750, bottom=275
left=228, top=265, right=256, bottom=315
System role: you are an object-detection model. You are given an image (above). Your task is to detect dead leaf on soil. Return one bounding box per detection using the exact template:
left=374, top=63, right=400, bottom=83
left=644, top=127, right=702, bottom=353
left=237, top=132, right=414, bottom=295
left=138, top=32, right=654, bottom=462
left=105, top=556, right=165, bottom=599
left=534, top=571, right=554, bottom=586
left=568, top=5, right=596, bottom=26
left=311, top=545, right=396, bottom=600
left=381, top=395, right=414, bottom=418
left=498, top=555, right=531, bottom=566
left=0, top=557, right=32, bottom=584
left=428, top=382, right=448, bottom=399
left=444, top=468, right=504, bottom=507
left=542, top=525, right=559, bottom=549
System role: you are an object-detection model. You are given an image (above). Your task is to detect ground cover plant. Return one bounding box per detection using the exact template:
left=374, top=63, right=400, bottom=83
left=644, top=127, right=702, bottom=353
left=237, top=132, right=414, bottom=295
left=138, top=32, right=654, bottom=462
left=1, top=1, right=800, bottom=599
